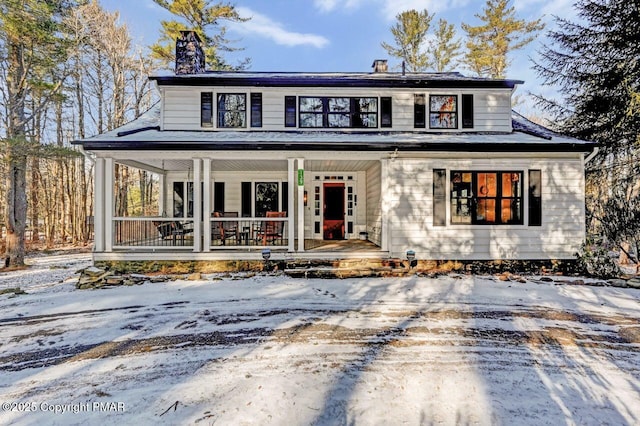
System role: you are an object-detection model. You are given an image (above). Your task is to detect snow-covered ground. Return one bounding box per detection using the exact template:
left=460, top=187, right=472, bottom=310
left=1, top=253, right=639, bottom=425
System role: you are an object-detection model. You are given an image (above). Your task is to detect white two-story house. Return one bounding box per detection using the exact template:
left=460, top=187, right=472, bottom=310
left=76, top=31, right=596, bottom=263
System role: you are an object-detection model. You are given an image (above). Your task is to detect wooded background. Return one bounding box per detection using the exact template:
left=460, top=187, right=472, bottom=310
left=1, top=0, right=637, bottom=274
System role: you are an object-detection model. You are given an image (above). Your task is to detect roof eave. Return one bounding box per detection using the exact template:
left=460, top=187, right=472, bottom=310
left=149, top=75, right=523, bottom=89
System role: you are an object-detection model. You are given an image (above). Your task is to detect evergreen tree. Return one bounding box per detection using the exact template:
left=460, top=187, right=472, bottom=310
left=429, top=19, right=462, bottom=72
left=534, top=0, right=640, bottom=271
left=151, top=0, right=249, bottom=71
left=462, top=0, right=544, bottom=78
left=0, top=0, right=80, bottom=266
left=381, top=9, right=433, bottom=72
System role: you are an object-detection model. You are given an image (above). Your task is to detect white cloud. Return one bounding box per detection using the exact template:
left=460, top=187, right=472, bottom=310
left=233, top=7, right=329, bottom=48
left=314, top=0, right=472, bottom=21
left=313, top=0, right=366, bottom=13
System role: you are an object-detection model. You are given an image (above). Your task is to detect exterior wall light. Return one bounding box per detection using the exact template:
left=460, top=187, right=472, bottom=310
left=262, top=248, right=271, bottom=261
left=304, top=190, right=308, bottom=206
left=406, top=250, right=417, bottom=268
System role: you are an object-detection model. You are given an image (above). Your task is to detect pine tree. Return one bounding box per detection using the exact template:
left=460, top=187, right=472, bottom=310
left=151, top=0, right=249, bottom=71
left=0, top=0, right=79, bottom=266
left=429, top=19, right=462, bottom=72
left=381, top=9, right=433, bottom=72
left=534, top=0, right=640, bottom=271
left=462, top=0, right=544, bottom=78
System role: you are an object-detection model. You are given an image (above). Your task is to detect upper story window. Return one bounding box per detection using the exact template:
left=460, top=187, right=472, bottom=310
left=217, top=93, right=246, bottom=128
left=299, top=97, right=378, bottom=128
left=430, top=95, right=457, bottom=129
left=201, top=93, right=213, bottom=127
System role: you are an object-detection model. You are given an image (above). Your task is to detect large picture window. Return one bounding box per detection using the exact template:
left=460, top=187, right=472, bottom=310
left=450, top=171, right=523, bottom=225
left=430, top=95, right=458, bottom=129
left=217, top=93, right=246, bottom=128
left=299, top=97, right=378, bottom=128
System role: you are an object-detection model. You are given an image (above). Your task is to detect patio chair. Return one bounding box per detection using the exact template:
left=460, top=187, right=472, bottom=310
left=255, top=211, right=286, bottom=245
left=212, top=211, right=238, bottom=245
left=153, top=220, right=190, bottom=245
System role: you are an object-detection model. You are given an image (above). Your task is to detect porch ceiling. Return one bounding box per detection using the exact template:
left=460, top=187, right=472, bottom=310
left=117, top=158, right=379, bottom=173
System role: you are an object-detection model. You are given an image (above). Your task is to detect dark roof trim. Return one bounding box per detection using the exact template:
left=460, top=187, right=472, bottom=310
left=79, top=140, right=593, bottom=153
left=117, top=126, right=161, bottom=137
left=150, top=75, right=523, bottom=89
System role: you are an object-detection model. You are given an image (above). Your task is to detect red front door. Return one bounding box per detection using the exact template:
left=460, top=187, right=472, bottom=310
left=323, top=183, right=345, bottom=240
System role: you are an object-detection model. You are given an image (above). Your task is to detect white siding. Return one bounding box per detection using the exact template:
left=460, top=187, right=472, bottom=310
left=161, top=86, right=514, bottom=133
left=166, top=170, right=288, bottom=217
left=385, top=156, right=586, bottom=260
left=366, top=161, right=382, bottom=245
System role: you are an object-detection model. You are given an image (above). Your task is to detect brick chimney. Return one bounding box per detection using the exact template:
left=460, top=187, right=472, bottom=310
left=175, top=30, right=205, bottom=75
left=372, top=59, right=388, bottom=73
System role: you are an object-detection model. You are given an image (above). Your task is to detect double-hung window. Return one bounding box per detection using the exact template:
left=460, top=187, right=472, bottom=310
left=217, top=93, right=246, bottom=128
left=299, top=97, right=378, bottom=128
left=430, top=95, right=458, bottom=129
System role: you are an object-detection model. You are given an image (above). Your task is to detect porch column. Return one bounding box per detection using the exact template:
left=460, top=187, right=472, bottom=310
left=380, top=159, right=390, bottom=252
left=158, top=168, right=166, bottom=216
left=287, top=158, right=295, bottom=252
left=296, top=158, right=305, bottom=252
left=193, top=158, right=202, bottom=252
left=104, top=158, right=114, bottom=252
left=203, top=158, right=211, bottom=251
left=94, top=158, right=105, bottom=252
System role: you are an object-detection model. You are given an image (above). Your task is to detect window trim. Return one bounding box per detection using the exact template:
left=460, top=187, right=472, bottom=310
left=450, top=170, right=524, bottom=225
left=429, top=95, right=458, bottom=129
left=298, top=96, right=379, bottom=129
left=241, top=180, right=288, bottom=217
left=217, top=93, right=247, bottom=128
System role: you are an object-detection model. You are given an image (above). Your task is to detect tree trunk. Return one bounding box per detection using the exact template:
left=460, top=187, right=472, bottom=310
left=4, top=40, right=28, bottom=267
left=29, top=157, right=41, bottom=243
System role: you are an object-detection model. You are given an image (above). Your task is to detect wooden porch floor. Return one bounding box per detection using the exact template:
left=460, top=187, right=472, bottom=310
left=305, top=239, right=381, bottom=252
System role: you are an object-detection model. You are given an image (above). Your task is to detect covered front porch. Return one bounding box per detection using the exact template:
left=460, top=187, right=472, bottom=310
left=92, top=150, right=389, bottom=261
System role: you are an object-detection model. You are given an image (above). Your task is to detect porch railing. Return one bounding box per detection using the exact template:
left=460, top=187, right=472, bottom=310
left=113, top=218, right=195, bottom=248
left=208, top=217, right=289, bottom=249
left=111, top=217, right=289, bottom=250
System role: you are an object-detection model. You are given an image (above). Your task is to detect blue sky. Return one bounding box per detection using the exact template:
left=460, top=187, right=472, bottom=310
left=101, top=0, right=580, bottom=115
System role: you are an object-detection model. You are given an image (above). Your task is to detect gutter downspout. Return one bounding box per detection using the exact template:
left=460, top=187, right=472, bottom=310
left=76, top=144, right=95, bottom=164
left=584, top=146, right=599, bottom=164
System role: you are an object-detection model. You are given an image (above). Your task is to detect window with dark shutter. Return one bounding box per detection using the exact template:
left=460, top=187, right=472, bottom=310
left=414, top=94, right=426, bottom=128
left=217, top=93, right=246, bottom=128
left=450, top=171, right=523, bottom=225
left=285, top=96, right=296, bottom=127
left=201, top=92, right=213, bottom=127
left=381, top=97, right=392, bottom=128
left=433, top=169, right=446, bottom=226
left=251, top=93, right=262, bottom=127
left=528, top=170, right=542, bottom=226
left=462, top=94, right=474, bottom=128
